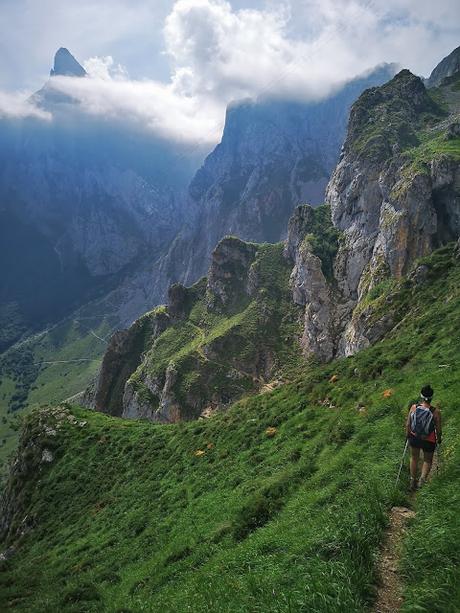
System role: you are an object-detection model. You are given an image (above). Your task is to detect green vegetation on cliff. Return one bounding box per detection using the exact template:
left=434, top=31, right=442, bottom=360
left=1, top=244, right=459, bottom=612
left=349, top=70, right=445, bottom=161
left=124, top=241, right=305, bottom=421
left=299, top=205, right=340, bottom=281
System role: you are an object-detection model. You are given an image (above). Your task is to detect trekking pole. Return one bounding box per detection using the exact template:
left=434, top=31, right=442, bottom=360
left=395, top=439, right=409, bottom=485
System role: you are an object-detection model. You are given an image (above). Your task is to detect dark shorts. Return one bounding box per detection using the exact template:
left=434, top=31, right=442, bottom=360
left=408, top=434, right=436, bottom=453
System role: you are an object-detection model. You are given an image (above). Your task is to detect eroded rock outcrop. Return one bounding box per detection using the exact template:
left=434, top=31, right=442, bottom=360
left=285, top=205, right=339, bottom=361
left=324, top=68, right=460, bottom=355
left=89, top=236, right=300, bottom=422
left=206, top=237, right=257, bottom=310
left=90, top=308, right=170, bottom=416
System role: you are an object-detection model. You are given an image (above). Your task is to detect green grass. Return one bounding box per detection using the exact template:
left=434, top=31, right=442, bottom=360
left=404, top=134, right=460, bottom=172
left=401, top=439, right=460, bottom=612
left=1, top=245, right=459, bottom=612
left=0, top=315, right=118, bottom=468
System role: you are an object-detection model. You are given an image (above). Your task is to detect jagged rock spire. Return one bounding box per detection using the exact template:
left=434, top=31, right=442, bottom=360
left=50, top=47, right=86, bottom=77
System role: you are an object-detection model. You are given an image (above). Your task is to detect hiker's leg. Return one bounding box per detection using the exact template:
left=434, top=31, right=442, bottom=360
left=410, top=446, right=420, bottom=479
left=421, top=450, right=434, bottom=480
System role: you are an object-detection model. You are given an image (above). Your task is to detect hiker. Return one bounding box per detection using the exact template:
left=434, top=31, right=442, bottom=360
left=406, top=385, right=442, bottom=490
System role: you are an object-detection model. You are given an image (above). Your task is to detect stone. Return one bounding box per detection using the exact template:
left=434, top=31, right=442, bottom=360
left=41, top=449, right=54, bottom=463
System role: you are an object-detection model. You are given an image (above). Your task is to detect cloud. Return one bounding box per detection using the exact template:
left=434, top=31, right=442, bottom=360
left=164, top=0, right=460, bottom=101
left=46, top=74, right=223, bottom=144
left=83, top=55, right=130, bottom=80
left=0, top=90, right=51, bottom=121
left=1, top=0, right=459, bottom=143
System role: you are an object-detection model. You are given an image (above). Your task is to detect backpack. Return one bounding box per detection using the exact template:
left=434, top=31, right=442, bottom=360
left=410, top=405, right=435, bottom=438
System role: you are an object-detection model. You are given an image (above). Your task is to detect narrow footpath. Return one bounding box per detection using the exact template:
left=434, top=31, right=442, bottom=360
left=373, top=453, right=439, bottom=612
left=372, top=505, right=415, bottom=613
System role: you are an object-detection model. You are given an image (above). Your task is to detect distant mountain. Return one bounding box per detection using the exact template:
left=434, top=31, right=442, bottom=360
left=50, top=47, right=87, bottom=77
left=41, top=63, right=398, bottom=339
left=86, top=48, right=460, bottom=423
left=0, top=49, right=204, bottom=350
left=153, top=63, right=398, bottom=291
left=426, top=45, right=460, bottom=87
left=80, top=63, right=397, bottom=334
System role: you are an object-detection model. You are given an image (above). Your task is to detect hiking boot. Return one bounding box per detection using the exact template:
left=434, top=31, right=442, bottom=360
left=409, top=478, right=418, bottom=491
left=418, top=477, right=427, bottom=488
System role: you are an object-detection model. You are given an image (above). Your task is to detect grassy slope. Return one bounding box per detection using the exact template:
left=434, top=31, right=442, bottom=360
left=128, top=243, right=305, bottom=419
left=0, top=316, right=116, bottom=469
left=1, top=245, right=459, bottom=612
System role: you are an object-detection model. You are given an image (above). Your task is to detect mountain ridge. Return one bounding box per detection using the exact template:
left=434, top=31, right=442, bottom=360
left=85, top=53, right=460, bottom=422
left=1, top=43, right=460, bottom=613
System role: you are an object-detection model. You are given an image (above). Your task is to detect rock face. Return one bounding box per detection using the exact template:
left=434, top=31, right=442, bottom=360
left=92, top=309, right=170, bottom=417
left=284, top=205, right=339, bottom=361
left=160, top=64, right=397, bottom=291
left=50, top=47, right=87, bottom=77
left=426, top=45, right=460, bottom=88
left=323, top=66, right=460, bottom=355
left=206, top=237, right=257, bottom=311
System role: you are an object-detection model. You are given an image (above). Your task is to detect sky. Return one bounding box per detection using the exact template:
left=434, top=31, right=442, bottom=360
left=0, top=0, right=459, bottom=144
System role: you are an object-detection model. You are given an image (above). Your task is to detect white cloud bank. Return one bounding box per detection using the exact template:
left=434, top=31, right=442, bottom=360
left=1, top=0, right=459, bottom=143
left=0, top=91, right=51, bottom=121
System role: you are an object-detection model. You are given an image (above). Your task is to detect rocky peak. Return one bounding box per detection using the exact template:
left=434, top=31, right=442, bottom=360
left=426, top=45, right=460, bottom=88
left=324, top=52, right=460, bottom=356
left=344, top=70, right=440, bottom=164
left=50, top=47, right=86, bottom=78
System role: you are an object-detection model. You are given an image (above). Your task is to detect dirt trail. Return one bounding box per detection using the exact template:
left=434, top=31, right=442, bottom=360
left=373, top=451, right=440, bottom=612
left=372, top=505, right=415, bottom=613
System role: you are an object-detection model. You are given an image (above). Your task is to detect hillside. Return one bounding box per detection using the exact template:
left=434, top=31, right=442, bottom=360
left=86, top=212, right=337, bottom=421
left=1, top=46, right=460, bottom=613
left=1, top=243, right=459, bottom=612
left=0, top=309, right=117, bottom=467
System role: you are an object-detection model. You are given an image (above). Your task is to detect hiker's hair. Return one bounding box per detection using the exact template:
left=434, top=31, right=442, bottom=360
left=421, top=385, right=434, bottom=401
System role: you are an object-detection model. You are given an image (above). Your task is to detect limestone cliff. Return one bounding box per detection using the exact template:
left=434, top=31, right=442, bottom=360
left=323, top=67, right=460, bottom=355
left=158, top=65, right=396, bottom=294
left=426, top=45, right=460, bottom=88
